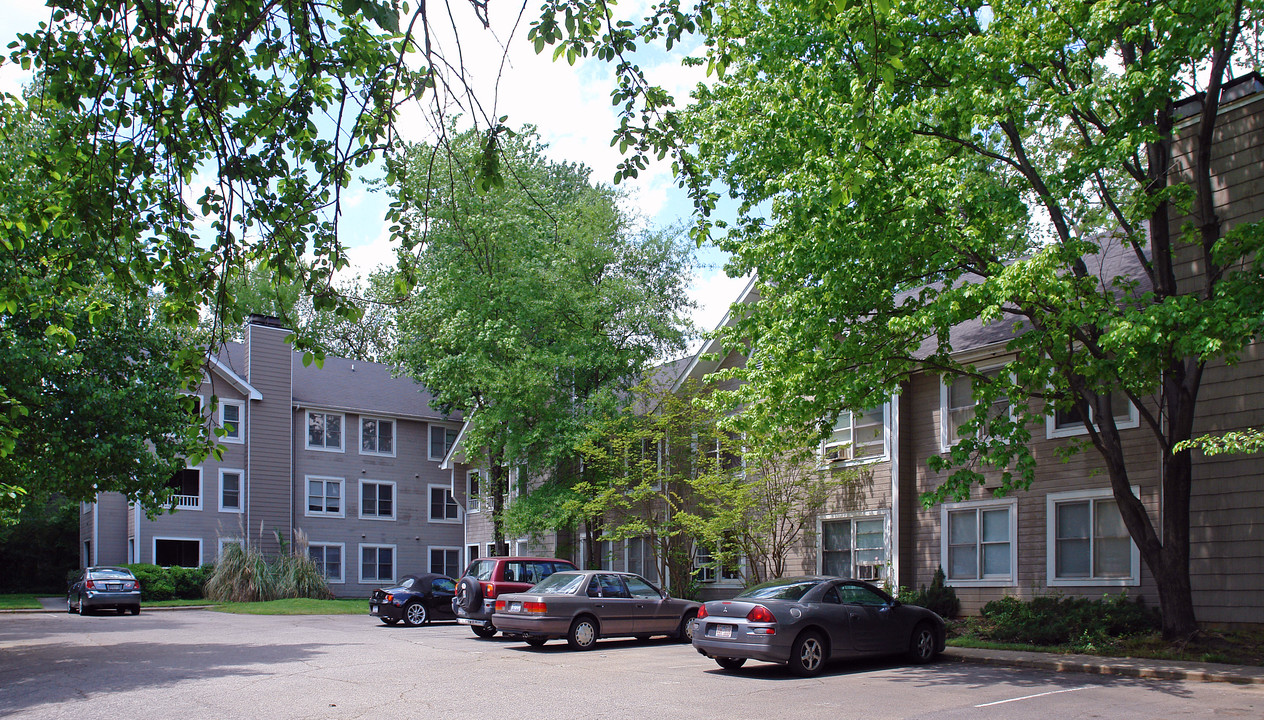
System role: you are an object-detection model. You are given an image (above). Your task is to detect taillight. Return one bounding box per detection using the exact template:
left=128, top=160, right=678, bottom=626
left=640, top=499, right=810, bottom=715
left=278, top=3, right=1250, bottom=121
left=133, top=581, right=141, bottom=592
left=523, top=602, right=547, bottom=614
left=746, top=605, right=775, bottom=623
left=484, top=582, right=496, bottom=598
left=385, top=594, right=394, bottom=603
left=495, top=600, right=506, bottom=612
left=85, top=580, right=95, bottom=590
left=696, top=605, right=709, bottom=619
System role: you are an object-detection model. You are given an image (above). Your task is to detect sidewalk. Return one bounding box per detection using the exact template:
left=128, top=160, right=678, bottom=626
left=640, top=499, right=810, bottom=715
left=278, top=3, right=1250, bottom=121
left=942, top=646, right=1264, bottom=685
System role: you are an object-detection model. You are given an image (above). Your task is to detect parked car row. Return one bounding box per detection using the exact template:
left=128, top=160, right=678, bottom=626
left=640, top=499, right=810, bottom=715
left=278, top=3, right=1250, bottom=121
left=368, top=556, right=947, bottom=678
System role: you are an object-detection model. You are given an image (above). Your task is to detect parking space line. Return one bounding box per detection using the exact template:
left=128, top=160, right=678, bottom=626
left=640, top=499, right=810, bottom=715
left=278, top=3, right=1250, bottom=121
left=975, top=686, right=1093, bottom=708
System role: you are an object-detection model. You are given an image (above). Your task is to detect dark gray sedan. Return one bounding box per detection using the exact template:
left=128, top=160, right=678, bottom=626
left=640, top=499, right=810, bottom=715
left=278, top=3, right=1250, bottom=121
left=692, top=577, right=945, bottom=676
left=491, top=570, right=700, bottom=650
left=68, top=566, right=142, bottom=615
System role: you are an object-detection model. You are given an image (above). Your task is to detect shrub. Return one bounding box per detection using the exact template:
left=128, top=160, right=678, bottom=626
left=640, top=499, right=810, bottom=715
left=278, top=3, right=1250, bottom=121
left=124, top=563, right=212, bottom=601
left=903, top=566, right=960, bottom=619
left=204, top=538, right=333, bottom=603
left=976, top=592, right=1160, bottom=649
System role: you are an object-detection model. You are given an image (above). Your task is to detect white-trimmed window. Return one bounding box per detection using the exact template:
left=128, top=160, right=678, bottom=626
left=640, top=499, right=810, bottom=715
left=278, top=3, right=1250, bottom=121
left=219, top=400, right=244, bottom=443
left=359, top=480, right=395, bottom=520
left=941, top=367, right=1011, bottom=450
left=429, top=547, right=461, bottom=578
left=693, top=540, right=743, bottom=585
left=429, top=425, right=459, bottom=461
left=306, top=411, right=344, bottom=451
left=1047, top=391, right=1139, bottom=438
left=823, top=404, right=889, bottom=463
left=217, top=537, right=242, bottom=559
left=360, top=417, right=395, bottom=456
left=820, top=511, right=888, bottom=581
left=429, top=484, right=460, bottom=523
left=154, top=537, right=202, bottom=567
left=218, top=469, right=243, bottom=513
left=1047, top=488, right=1140, bottom=586
left=166, top=466, right=201, bottom=510
left=467, top=470, right=482, bottom=513
left=360, top=544, right=395, bottom=584
left=310, top=543, right=345, bottom=583
left=625, top=536, right=657, bottom=584
left=305, top=476, right=344, bottom=518
left=940, top=498, right=1017, bottom=586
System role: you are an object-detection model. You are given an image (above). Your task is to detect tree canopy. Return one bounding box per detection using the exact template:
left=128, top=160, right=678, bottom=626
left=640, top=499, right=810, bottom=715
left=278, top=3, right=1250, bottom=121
left=392, top=125, right=694, bottom=551
left=535, top=0, right=1264, bottom=638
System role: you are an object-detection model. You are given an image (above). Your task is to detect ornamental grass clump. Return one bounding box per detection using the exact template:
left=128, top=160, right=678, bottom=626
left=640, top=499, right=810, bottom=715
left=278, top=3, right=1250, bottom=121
left=205, top=529, right=332, bottom=602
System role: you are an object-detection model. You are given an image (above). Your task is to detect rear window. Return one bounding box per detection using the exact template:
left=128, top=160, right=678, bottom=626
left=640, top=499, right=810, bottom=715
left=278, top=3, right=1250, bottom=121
left=89, top=569, right=135, bottom=580
left=529, top=572, right=586, bottom=595
left=737, top=579, right=820, bottom=601
left=467, top=560, right=496, bottom=581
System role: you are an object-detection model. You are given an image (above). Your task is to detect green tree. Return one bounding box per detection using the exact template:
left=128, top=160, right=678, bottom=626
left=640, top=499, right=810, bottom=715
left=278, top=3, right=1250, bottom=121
left=392, top=126, right=693, bottom=554
left=535, top=0, right=1264, bottom=639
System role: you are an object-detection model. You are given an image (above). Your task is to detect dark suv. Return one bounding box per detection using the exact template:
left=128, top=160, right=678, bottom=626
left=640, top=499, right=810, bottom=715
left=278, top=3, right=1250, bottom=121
left=452, top=556, right=577, bottom=637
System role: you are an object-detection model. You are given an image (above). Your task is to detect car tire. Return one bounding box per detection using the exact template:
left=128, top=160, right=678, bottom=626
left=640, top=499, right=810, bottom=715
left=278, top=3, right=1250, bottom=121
left=404, top=601, right=428, bottom=627
left=715, top=657, right=747, bottom=671
left=677, top=611, right=698, bottom=643
left=130, top=606, right=140, bottom=616
left=525, top=637, right=548, bottom=648
left=788, top=630, right=826, bottom=677
left=567, top=616, right=599, bottom=651
left=67, top=597, right=75, bottom=614
left=907, top=622, right=938, bottom=664
left=455, top=577, right=482, bottom=612
left=471, top=623, right=497, bottom=639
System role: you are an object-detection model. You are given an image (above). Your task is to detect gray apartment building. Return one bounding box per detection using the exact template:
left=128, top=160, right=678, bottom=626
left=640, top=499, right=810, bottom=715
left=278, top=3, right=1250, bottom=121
left=81, top=316, right=469, bottom=597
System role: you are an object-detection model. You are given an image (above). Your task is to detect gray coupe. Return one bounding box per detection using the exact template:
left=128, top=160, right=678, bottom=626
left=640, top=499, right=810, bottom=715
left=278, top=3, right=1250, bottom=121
left=491, top=570, right=700, bottom=650
left=692, top=577, right=945, bottom=676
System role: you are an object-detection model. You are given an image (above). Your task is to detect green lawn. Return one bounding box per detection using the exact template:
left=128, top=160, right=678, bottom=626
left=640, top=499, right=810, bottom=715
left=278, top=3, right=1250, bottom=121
left=213, top=598, right=366, bottom=615
left=0, top=594, right=44, bottom=609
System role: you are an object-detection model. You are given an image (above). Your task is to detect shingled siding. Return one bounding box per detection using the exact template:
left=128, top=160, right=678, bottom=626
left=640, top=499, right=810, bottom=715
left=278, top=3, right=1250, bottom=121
left=246, top=322, right=293, bottom=556
left=1169, top=90, right=1264, bottom=626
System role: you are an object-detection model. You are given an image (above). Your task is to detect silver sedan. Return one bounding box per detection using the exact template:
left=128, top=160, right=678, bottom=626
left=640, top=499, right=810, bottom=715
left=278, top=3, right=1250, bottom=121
left=491, top=570, right=700, bottom=650
left=692, top=576, right=945, bottom=676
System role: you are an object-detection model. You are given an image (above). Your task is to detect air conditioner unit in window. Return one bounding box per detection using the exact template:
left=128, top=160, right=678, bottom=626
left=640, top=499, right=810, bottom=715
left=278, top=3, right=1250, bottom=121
left=823, top=446, right=848, bottom=462
left=855, top=564, right=879, bottom=580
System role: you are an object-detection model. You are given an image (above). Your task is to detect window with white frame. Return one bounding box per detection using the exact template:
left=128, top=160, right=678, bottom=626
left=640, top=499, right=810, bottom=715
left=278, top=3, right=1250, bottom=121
left=219, top=400, right=244, bottom=442
left=430, top=425, right=459, bottom=461
left=693, top=540, right=742, bottom=584
left=1048, top=390, right=1138, bottom=438
left=360, top=544, right=395, bottom=584
left=430, top=547, right=461, bottom=578
left=429, top=485, right=460, bottom=523
left=823, top=405, right=888, bottom=463
left=467, top=470, right=482, bottom=513
left=217, top=537, right=242, bottom=559
left=360, top=417, right=395, bottom=456
left=625, top=536, right=657, bottom=584
left=154, top=537, right=201, bottom=567
left=942, top=368, right=1011, bottom=449
left=219, top=469, right=243, bottom=513
left=359, top=480, right=395, bottom=520
left=821, top=513, right=887, bottom=580
left=1047, top=488, right=1139, bottom=586
left=306, top=476, right=344, bottom=517
left=307, top=411, right=344, bottom=451
left=940, top=499, right=1016, bottom=585
left=309, top=543, right=344, bottom=583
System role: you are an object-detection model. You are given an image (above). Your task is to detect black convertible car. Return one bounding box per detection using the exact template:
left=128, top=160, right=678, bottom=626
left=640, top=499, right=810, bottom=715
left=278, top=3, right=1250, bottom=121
left=370, top=573, right=457, bottom=627
left=692, top=577, right=946, bottom=676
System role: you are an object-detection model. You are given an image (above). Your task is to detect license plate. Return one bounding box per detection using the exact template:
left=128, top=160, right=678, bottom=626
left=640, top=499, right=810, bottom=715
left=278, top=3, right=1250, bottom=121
left=370, top=606, right=379, bottom=616
left=107, top=583, right=121, bottom=591
left=714, top=625, right=734, bottom=639
left=509, top=602, right=522, bottom=612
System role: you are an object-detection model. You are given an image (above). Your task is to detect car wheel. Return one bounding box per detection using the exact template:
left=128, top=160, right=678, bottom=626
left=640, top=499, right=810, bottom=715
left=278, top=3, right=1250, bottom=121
left=525, top=637, right=548, bottom=648
left=471, top=624, right=497, bottom=639
left=380, top=617, right=399, bottom=626
left=404, top=602, right=428, bottom=627
left=715, top=657, right=747, bottom=671
left=567, top=616, right=599, bottom=651
left=907, top=621, right=938, bottom=664
left=677, top=611, right=698, bottom=643
left=455, top=577, right=482, bottom=612
left=788, top=630, right=826, bottom=677
left=130, top=606, right=140, bottom=616
left=67, top=597, right=75, bottom=614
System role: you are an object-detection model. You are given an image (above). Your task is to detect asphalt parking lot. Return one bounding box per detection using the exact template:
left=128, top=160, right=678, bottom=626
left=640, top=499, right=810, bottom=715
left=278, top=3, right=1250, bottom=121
left=2, top=611, right=1261, bottom=719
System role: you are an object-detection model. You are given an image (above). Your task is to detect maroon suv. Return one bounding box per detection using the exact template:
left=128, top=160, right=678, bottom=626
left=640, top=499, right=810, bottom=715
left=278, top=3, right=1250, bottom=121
left=452, top=556, right=577, bottom=637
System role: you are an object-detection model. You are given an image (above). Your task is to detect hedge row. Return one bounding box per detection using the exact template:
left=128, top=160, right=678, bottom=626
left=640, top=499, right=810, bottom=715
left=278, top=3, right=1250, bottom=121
left=122, top=563, right=213, bottom=601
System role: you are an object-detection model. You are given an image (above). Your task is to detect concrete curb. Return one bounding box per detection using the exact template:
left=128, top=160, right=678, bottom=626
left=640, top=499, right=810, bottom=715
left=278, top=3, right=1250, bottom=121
left=0, top=605, right=216, bottom=614
left=943, top=647, right=1264, bottom=685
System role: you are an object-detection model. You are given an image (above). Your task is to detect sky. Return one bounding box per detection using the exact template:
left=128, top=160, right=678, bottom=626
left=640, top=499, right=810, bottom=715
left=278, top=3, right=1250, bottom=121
left=0, top=0, right=751, bottom=348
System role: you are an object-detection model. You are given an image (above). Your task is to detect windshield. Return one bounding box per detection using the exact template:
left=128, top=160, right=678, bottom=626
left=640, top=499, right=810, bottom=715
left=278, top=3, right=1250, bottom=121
left=737, top=579, right=820, bottom=601
left=528, top=572, right=587, bottom=595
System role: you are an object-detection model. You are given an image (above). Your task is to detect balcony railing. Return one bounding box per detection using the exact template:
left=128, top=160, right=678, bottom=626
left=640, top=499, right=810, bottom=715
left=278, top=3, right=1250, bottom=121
left=170, top=494, right=200, bottom=510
